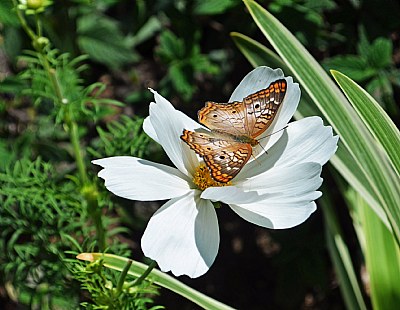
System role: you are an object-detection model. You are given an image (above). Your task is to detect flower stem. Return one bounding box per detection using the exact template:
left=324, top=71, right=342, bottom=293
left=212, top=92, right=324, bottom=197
left=113, top=259, right=133, bottom=300
left=126, top=260, right=158, bottom=288
left=70, top=121, right=89, bottom=185
left=12, top=0, right=37, bottom=42
left=35, top=13, right=42, bottom=37
left=13, top=1, right=106, bottom=251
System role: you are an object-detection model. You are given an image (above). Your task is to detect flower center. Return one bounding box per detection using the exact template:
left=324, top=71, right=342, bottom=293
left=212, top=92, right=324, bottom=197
left=193, top=164, right=231, bottom=191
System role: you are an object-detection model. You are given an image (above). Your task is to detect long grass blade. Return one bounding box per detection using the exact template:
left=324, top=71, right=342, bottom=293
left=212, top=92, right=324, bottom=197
left=243, top=0, right=400, bottom=243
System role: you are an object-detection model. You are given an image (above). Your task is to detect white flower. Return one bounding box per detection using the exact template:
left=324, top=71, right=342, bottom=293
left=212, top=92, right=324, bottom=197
left=93, top=67, right=338, bottom=278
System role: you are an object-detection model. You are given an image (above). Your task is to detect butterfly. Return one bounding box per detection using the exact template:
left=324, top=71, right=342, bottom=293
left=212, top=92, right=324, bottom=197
left=180, top=79, right=287, bottom=183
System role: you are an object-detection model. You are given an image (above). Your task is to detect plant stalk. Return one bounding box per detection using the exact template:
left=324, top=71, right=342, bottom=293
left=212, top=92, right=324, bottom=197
left=126, top=260, right=158, bottom=288
left=14, top=2, right=106, bottom=251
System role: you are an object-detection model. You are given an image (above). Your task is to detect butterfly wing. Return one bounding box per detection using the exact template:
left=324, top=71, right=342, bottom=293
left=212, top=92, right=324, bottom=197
left=243, top=79, right=287, bottom=138
left=197, top=79, right=287, bottom=139
left=197, top=100, right=249, bottom=137
left=181, top=130, right=252, bottom=183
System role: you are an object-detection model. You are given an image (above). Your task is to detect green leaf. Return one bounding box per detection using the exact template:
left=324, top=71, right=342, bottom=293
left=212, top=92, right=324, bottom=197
left=0, top=76, right=27, bottom=93
left=169, top=63, right=194, bottom=100
left=193, top=0, right=238, bottom=15
left=365, top=75, right=396, bottom=113
left=331, top=70, right=400, bottom=179
left=77, top=253, right=236, bottom=310
left=230, top=32, right=389, bottom=228
left=347, top=189, right=400, bottom=310
left=243, top=0, right=400, bottom=243
left=321, top=188, right=367, bottom=310
left=331, top=144, right=389, bottom=227
left=77, top=14, right=136, bottom=68
left=323, top=55, right=375, bottom=82
left=303, top=0, right=337, bottom=11
left=230, top=32, right=288, bottom=71
left=0, top=1, right=19, bottom=26
left=157, top=30, right=185, bottom=61
left=368, top=38, right=393, bottom=69
left=127, top=16, right=162, bottom=47
left=356, top=27, right=371, bottom=58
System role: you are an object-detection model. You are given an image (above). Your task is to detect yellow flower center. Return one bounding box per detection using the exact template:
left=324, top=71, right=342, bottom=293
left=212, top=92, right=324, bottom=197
left=193, top=164, right=231, bottom=191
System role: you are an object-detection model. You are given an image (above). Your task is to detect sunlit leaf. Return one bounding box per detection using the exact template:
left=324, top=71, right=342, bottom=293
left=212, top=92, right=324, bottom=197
left=243, top=0, right=400, bottom=243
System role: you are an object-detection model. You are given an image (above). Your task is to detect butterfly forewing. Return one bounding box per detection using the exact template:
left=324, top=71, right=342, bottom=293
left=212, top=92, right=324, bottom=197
left=243, top=79, right=287, bottom=138
left=181, top=130, right=252, bottom=183
left=197, top=101, right=249, bottom=137
left=197, top=79, right=286, bottom=139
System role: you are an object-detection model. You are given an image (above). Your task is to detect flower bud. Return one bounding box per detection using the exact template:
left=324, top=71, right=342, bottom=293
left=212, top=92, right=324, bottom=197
left=26, top=0, right=44, bottom=10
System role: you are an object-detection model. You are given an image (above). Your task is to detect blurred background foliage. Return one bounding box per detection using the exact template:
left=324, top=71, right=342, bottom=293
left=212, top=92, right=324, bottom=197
left=0, top=0, right=399, bottom=309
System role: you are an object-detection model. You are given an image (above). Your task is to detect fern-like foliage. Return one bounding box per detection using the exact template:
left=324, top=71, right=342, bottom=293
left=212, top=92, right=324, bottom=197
left=17, top=48, right=123, bottom=124
left=71, top=258, right=163, bottom=310
left=0, top=158, right=86, bottom=306
left=88, top=115, right=151, bottom=159
left=0, top=8, right=160, bottom=307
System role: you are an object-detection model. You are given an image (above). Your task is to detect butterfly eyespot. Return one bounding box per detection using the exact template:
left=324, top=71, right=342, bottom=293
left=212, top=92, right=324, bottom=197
left=219, top=155, right=225, bottom=159
left=255, top=103, right=260, bottom=109
left=232, top=110, right=237, bottom=113
left=213, top=114, right=218, bottom=118
left=207, top=147, right=211, bottom=150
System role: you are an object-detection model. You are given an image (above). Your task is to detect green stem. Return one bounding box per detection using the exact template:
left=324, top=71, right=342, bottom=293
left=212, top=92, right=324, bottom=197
left=12, top=0, right=37, bottom=42
left=114, top=260, right=133, bottom=299
left=70, top=121, right=89, bottom=185
left=126, top=260, right=157, bottom=288
left=45, top=58, right=106, bottom=250
left=70, top=118, right=105, bottom=250
left=14, top=1, right=106, bottom=251
left=35, top=13, right=43, bottom=37
left=46, top=65, right=64, bottom=106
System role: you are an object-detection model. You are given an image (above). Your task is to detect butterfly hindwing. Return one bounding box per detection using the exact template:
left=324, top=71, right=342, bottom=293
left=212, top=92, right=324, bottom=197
left=203, top=147, right=251, bottom=183
left=180, top=130, right=252, bottom=183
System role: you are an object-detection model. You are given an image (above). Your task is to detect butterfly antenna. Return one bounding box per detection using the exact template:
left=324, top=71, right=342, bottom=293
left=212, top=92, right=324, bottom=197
left=258, top=125, right=288, bottom=141
left=257, top=125, right=288, bottom=156
left=257, top=141, right=268, bottom=154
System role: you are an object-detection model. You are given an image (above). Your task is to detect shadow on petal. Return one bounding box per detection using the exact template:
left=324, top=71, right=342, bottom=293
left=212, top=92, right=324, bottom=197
left=239, top=130, right=289, bottom=180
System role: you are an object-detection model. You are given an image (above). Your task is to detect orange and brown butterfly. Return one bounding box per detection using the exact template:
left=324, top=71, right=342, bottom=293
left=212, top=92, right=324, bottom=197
left=180, top=79, right=287, bottom=183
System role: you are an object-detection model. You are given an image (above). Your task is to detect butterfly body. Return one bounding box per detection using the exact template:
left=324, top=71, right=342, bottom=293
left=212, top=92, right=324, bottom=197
left=181, top=79, right=287, bottom=183
left=209, top=130, right=258, bottom=146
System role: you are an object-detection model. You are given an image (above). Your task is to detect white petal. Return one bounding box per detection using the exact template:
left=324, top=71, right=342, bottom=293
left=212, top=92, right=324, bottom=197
left=239, top=162, right=323, bottom=196
left=230, top=201, right=317, bottom=229
left=93, top=156, right=190, bottom=201
left=281, top=117, right=339, bottom=166
left=147, top=89, right=200, bottom=177
left=143, top=113, right=159, bottom=143
left=229, top=66, right=285, bottom=102
left=149, top=89, right=200, bottom=130
left=239, top=116, right=338, bottom=179
left=201, top=186, right=266, bottom=204
left=228, top=66, right=300, bottom=154
left=141, top=191, right=219, bottom=278
left=231, top=162, right=322, bottom=229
